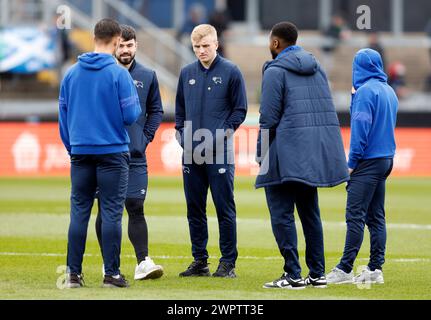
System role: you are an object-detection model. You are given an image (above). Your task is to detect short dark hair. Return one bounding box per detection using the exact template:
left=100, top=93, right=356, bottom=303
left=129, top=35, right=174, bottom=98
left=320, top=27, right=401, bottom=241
left=120, top=25, right=137, bottom=41
left=271, top=22, right=298, bottom=45
left=94, top=18, right=121, bottom=43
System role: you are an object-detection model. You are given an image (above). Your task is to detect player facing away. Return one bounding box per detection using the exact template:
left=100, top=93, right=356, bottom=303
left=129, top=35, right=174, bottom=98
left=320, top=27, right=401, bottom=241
left=327, top=49, right=398, bottom=285
left=255, top=22, right=349, bottom=289
left=59, top=19, right=141, bottom=288
left=175, top=24, right=247, bottom=278
left=95, top=25, right=164, bottom=281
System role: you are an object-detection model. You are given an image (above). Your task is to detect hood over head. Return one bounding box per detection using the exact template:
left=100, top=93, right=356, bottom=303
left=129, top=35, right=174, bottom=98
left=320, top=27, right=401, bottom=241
left=352, top=48, right=387, bottom=89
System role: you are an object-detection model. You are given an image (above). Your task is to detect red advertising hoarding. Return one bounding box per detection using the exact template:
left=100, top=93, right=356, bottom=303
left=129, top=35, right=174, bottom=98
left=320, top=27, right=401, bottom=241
left=0, top=123, right=430, bottom=177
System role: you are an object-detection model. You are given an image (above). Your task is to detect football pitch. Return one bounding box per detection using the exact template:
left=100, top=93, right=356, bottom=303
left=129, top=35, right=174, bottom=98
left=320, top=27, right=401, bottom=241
left=0, top=176, right=430, bottom=300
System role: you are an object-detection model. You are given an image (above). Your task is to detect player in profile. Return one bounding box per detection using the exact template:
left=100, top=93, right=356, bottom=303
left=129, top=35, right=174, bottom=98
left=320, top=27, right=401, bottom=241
left=95, top=25, right=164, bottom=281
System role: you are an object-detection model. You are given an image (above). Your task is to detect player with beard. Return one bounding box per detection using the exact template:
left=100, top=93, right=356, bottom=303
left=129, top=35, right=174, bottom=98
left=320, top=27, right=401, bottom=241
left=95, top=25, right=164, bottom=281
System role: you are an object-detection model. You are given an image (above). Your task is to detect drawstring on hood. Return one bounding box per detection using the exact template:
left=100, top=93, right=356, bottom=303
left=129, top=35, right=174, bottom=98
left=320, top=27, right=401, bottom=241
left=352, top=48, right=387, bottom=90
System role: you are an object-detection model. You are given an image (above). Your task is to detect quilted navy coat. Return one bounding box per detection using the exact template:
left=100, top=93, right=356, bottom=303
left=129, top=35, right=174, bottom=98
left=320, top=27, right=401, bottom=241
left=255, top=46, right=349, bottom=188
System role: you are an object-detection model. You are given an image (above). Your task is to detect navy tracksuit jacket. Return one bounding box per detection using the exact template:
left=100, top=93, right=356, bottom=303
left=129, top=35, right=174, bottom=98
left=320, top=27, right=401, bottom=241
left=175, top=54, right=247, bottom=264
left=125, top=60, right=163, bottom=199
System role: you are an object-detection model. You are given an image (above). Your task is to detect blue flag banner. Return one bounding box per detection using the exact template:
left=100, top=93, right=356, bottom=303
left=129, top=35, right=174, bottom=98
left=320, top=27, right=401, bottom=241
left=0, top=27, right=56, bottom=74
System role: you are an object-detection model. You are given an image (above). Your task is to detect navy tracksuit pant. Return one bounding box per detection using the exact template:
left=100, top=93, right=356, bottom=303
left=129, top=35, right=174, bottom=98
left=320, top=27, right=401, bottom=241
left=183, top=162, right=238, bottom=265
left=264, top=182, right=325, bottom=279
left=337, top=158, right=393, bottom=273
left=67, top=153, right=129, bottom=276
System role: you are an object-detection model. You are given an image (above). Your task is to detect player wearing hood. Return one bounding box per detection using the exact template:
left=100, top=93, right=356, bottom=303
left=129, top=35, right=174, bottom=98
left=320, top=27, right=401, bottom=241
left=327, top=49, right=398, bottom=285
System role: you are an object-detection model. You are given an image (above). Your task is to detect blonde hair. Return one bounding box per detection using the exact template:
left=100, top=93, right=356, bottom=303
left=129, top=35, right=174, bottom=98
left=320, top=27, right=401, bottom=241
left=191, top=24, right=218, bottom=42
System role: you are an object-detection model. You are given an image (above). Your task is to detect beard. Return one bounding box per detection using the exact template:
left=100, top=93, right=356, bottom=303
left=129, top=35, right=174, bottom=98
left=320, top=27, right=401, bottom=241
left=117, top=53, right=135, bottom=66
left=270, top=49, right=278, bottom=60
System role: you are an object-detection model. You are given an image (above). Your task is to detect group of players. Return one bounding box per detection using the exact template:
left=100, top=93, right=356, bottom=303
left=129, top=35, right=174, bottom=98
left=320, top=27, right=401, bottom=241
left=59, top=18, right=397, bottom=289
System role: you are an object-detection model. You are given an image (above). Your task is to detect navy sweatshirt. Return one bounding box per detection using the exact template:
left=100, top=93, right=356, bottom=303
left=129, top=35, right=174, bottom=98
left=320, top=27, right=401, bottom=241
left=127, top=60, right=164, bottom=164
left=59, top=53, right=141, bottom=155
left=348, top=48, right=398, bottom=169
left=175, top=54, right=247, bottom=152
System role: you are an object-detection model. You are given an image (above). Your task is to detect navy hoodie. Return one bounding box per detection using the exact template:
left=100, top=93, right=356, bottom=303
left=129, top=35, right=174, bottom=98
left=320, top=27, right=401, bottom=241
left=59, top=53, right=141, bottom=155
left=255, top=46, right=349, bottom=188
left=348, top=48, right=398, bottom=169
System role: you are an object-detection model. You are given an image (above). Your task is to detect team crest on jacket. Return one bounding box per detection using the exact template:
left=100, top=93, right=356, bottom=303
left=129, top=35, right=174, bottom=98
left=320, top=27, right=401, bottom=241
left=183, top=166, right=191, bottom=174
left=212, top=77, right=222, bottom=84
left=218, top=168, right=226, bottom=174
left=189, top=79, right=196, bottom=85
left=134, top=80, right=144, bottom=88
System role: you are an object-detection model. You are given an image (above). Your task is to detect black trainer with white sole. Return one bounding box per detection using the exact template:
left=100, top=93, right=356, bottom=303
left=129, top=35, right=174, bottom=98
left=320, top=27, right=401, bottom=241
left=305, top=275, right=328, bottom=288
left=263, top=273, right=306, bottom=290
left=103, top=274, right=129, bottom=288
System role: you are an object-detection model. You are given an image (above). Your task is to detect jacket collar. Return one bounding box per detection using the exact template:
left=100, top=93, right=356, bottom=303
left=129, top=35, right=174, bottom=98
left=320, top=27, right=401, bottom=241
left=198, top=54, right=220, bottom=72
left=128, top=59, right=137, bottom=72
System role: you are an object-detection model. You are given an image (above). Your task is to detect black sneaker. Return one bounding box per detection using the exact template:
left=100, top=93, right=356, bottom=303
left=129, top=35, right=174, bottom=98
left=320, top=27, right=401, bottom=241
left=212, top=262, right=236, bottom=278
left=263, top=273, right=306, bottom=290
left=66, top=273, right=84, bottom=288
left=103, top=274, right=129, bottom=288
left=179, top=260, right=211, bottom=277
left=305, top=275, right=328, bottom=288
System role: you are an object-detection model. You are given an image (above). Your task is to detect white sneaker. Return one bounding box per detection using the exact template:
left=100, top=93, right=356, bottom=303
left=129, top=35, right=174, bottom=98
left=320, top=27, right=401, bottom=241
left=134, top=257, right=164, bottom=280
left=326, top=267, right=354, bottom=284
left=353, top=267, right=384, bottom=284
left=263, top=273, right=306, bottom=290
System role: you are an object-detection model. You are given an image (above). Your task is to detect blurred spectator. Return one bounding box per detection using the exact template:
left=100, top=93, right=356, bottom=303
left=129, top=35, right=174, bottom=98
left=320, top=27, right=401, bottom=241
left=424, top=74, right=431, bottom=92
left=47, top=13, right=74, bottom=82
left=425, top=19, right=431, bottom=65
left=368, top=32, right=386, bottom=72
left=423, top=19, right=431, bottom=93
left=320, top=14, right=351, bottom=76
left=388, top=61, right=408, bottom=99
left=208, top=9, right=231, bottom=58
left=176, top=3, right=207, bottom=49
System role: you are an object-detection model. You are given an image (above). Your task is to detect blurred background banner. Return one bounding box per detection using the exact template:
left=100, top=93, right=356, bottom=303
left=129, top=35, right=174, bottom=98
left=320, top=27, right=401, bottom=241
left=0, top=123, right=430, bottom=177
left=0, top=27, right=56, bottom=73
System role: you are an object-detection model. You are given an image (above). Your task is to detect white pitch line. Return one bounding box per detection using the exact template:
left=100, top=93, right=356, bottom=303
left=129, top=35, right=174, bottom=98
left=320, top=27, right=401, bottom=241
left=321, top=221, right=431, bottom=231
left=0, top=252, right=430, bottom=263
left=1, top=214, right=431, bottom=231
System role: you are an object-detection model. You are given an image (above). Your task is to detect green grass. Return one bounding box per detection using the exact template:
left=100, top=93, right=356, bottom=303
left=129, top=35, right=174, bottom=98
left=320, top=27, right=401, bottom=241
left=0, top=176, right=430, bottom=300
